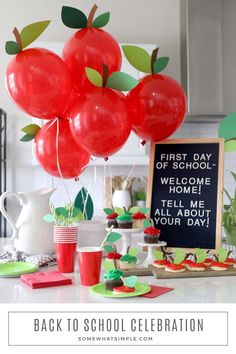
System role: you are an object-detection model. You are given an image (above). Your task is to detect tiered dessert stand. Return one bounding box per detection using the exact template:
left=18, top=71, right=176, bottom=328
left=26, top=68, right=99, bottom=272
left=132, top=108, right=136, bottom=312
left=138, top=241, right=167, bottom=267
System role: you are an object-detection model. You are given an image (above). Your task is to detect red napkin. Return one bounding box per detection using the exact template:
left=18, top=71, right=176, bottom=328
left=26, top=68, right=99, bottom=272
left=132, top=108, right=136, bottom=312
left=20, top=271, right=72, bottom=289
left=142, top=285, right=174, bottom=298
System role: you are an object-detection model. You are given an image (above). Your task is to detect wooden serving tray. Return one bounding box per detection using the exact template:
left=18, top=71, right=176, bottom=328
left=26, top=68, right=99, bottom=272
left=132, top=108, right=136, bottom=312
left=121, top=267, right=153, bottom=276
left=150, top=265, right=236, bottom=279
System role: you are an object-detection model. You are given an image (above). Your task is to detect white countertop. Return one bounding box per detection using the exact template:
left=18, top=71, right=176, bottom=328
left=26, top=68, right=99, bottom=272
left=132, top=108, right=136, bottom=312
left=0, top=239, right=236, bottom=303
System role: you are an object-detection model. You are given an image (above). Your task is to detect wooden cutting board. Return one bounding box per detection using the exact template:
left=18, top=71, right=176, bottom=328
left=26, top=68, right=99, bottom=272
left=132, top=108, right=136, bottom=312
left=150, top=265, right=236, bottom=279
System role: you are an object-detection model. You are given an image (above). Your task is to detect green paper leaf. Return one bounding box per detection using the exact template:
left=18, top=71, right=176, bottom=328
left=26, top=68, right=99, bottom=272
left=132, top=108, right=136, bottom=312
left=85, top=67, right=103, bottom=87
left=114, top=207, right=124, bottom=216
left=102, top=260, right=115, bottom=271
left=106, top=232, right=121, bottom=243
left=74, top=187, right=94, bottom=220
left=153, top=57, right=169, bottom=73
left=20, top=21, right=51, bottom=49
left=124, top=276, right=137, bottom=288
left=72, top=207, right=81, bottom=217
left=21, top=124, right=40, bottom=135
left=61, top=6, right=87, bottom=29
left=128, top=247, right=139, bottom=257
left=195, top=248, right=207, bottom=263
left=174, top=249, right=186, bottom=264
left=5, top=41, right=20, bottom=55
left=218, top=112, right=236, bottom=141
left=139, top=207, right=149, bottom=214
left=224, top=139, right=236, bottom=152
left=129, top=206, right=139, bottom=214
left=103, top=208, right=114, bottom=215
left=74, top=211, right=84, bottom=221
left=55, top=207, right=69, bottom=218
left=153, top=250, right=164, bottom=260
left=122, top=45, right=151, bottom=73
left=143, top=219, right=152, bottom=228
left=43, top=214, right=54, bottom=223
left=217, top=247, right=228, bottom=263
left=103, top=245, right=115, bottom=253
left=106, top=72, right=138, bottom=91
left=92, top=12, right=110, bottom=28
left=20, top=134, right=35, bottom=142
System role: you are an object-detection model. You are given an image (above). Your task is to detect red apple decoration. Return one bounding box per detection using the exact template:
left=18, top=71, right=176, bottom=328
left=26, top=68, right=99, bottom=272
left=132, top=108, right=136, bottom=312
left=5, top=21, right=73, bottom=119
left=70, top=64, right=137, bottom=158
left=34, top=119, right=90, bottom=178
left=122, top=46, right=187, bottom=142
left=61, top=5, right=121, bottom=93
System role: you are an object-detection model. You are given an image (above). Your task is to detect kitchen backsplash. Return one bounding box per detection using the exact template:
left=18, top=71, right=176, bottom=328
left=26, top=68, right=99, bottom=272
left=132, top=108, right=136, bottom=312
left=35, top=120, right=235, bottom=217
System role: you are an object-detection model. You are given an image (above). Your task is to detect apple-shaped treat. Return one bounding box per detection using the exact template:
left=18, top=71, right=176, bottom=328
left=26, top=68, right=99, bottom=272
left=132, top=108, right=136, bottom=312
left=224, top=258, right=236, bottom=266
left=165, top=263, right=186, bottom=273
left=187, top=262, right=207, bottom=272
left=122, top=45, right=187, bottom=142
left=152, top=250, right=171, bottom=268
left=5, top=21, right=73, bottom=119
left=113, top=286, right=135, bottom=294
left=209, top=248, right=231, bottom=271
left=185, top=248, right=207, bottom=271
left=153, top=260, right=171, bottom=268
left=61, top=5, right=121, bottom=93
left=34, top=119, right=90, bottom=178
left=210, top=262, right=230, bottom=271
left=70, top=65, right=137, bottom=158
left=164, top=249, right=186, bottom=273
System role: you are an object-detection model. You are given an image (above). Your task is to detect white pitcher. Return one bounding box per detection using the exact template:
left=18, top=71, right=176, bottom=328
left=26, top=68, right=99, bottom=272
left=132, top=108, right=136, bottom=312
left=0, top=188, right=56, bottom=255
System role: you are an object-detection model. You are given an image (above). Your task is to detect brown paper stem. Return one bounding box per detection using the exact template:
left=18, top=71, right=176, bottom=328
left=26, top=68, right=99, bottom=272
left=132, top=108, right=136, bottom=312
left=102, top=64, right=109, bottom=87
left=13, top=27, right=22, bottom=51
left=151, top=47, right=159, bottom=75
left=87, top=4, right=98, bottom=28
left=114, top=259, right=118, bottom=270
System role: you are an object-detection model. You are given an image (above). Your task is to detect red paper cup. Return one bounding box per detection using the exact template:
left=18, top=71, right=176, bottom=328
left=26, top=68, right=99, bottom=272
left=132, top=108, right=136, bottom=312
left=55, top=242, right=77, bottom=273
left=54, top=237, right=77, bottom=242
left=54, top=226, right=78, bottom=244
left=77, top=247, right=102, bottom=286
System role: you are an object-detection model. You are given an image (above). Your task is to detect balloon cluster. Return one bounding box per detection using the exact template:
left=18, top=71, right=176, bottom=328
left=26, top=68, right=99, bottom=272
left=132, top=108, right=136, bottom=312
left=5, top=4, right=187, bottom=179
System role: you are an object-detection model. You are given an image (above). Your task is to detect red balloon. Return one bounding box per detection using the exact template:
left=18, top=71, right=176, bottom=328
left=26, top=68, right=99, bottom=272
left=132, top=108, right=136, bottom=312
left=128, top=74, right=187, bottom=142
left=62, top=90, right=88, bottom=120
left=63, top=28, right=121, bottom=93
left=70, top=88, right=132, bottom=158
left=34, top=119, right=90, bottom=179
left=6, top=48, right=73, bottom=119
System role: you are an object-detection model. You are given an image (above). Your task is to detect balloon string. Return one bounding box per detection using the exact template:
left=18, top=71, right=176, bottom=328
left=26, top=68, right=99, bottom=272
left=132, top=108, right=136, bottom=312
left=103, top=161, right=107, bottom=209
left=108, top=164, right=113, bottom=207
left=55, top=118, right=72, bottom=204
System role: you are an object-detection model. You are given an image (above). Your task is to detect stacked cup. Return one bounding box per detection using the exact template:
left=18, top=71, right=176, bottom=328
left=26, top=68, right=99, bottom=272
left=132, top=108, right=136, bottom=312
left=54, top=225, right=78, bottom=273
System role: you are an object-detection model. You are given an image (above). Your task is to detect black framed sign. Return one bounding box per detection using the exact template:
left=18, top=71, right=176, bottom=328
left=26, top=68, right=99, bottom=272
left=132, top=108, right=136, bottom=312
left=147, top=139, right=224, bottom=250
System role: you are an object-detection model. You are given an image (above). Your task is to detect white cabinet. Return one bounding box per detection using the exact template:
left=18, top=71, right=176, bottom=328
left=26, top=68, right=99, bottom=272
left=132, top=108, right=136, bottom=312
left=33, top=41, right=156, bottom=165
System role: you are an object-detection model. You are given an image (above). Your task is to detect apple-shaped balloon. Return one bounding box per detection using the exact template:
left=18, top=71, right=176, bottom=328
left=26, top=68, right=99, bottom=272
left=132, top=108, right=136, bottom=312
left=34, top=119, right=90, bottom=179
left=5, top=21, right=73, bottom=119
left=70, top=65, right=138, bottom=158
left=123, top=46, right=187, bottom=142
left=61, top=5, right=121, bottom=93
